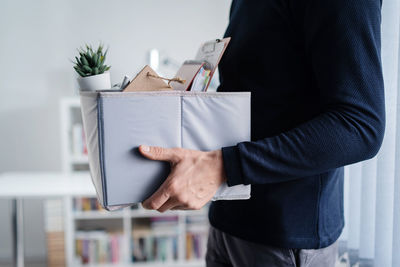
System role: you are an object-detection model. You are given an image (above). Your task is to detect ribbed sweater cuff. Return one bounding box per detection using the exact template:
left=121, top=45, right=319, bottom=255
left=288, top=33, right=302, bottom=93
left=221, top=145, right=245, bottom=186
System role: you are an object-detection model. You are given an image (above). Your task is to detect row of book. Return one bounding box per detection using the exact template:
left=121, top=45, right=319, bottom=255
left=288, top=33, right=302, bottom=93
left=186, top=216, right=209, bottom=260
left=131, top=216, right=209, bottom=262
left=131, top=217, right=179, bottom=262
left=73, top=197, right=103, bottom=212
left=75, top=231, right=123, bottom=264
left=131, top=231, right=208, bottom=262
left=73, top=219, right=209, bottom=264
left=131, top=233, right=179, bottom=262
left=186, top=232, right=207, bottom=260
left=71, top=123, right=87, bottom=156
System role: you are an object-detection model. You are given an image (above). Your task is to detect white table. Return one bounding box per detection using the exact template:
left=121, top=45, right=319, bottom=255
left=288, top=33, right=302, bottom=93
left=0, top=172, right=96, bottom=267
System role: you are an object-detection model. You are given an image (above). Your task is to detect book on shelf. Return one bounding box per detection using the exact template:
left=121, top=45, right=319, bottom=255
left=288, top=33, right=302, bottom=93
left=186, top=231, right=207, bottom=260
left=186, top=215, right=209, bottom=261
left=75, top=230, right=123, bottom=265
left=73, top=197, right=104, bottom=212
left=131, top=217, right=179, bottom=262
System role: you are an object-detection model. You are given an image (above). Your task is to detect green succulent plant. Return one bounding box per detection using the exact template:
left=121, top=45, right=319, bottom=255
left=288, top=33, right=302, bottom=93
left=73, top=43, right=111, bottom=77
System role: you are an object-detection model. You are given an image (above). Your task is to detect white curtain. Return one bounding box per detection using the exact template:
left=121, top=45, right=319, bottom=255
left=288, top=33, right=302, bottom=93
left=340, top=0, right=400, bottom=266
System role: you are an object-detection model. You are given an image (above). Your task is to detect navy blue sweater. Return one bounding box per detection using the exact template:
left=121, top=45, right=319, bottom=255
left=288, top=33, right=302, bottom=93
left=209, top=0, right=385, bottom=249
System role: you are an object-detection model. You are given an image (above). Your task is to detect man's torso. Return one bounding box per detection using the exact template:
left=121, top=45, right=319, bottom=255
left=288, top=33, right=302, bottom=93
left=210, top=0, right=344, bottom=249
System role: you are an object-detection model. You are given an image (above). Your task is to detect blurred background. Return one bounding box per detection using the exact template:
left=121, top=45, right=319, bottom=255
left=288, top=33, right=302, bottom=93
left=0, top=1, right=230, bottom=266
left=1, top=1, right=400, bottom=267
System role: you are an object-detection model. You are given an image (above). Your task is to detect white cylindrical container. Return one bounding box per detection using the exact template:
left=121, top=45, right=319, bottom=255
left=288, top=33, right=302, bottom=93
left=78, top=72, right=111, bottom=91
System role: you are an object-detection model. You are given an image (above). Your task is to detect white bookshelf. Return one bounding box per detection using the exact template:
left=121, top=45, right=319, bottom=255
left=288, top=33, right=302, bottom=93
left=59, top=97, right=209, bottom=267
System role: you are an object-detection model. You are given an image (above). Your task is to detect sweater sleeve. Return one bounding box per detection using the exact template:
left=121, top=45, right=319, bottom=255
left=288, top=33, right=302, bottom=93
left=223, top=0, right=385, bottom=186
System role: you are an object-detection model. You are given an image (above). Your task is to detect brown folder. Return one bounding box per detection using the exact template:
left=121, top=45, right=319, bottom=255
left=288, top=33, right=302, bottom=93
left=123, top=65, right=172, bottom=92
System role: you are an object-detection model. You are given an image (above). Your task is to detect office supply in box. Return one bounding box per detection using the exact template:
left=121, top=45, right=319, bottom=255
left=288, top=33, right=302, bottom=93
left=169, top=60, right=205, bottom=91
left=194, top=38, right=230, bottom=91
left=123, top=65, right=174, bottom=92
left=191, top=67, right=211, bottom=92
left=169, top=38, right=230, bottom=92
left=119, top=75, right=130, bottom=90
left=80, top=90, right=251, bottom=210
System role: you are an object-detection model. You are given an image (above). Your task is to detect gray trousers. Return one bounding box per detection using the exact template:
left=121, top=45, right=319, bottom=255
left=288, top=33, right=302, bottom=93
left=206, top=226, right=338, bottom=267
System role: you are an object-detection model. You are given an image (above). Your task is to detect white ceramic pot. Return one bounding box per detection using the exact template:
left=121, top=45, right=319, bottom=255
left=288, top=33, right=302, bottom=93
left=78, top=72, right=111, bottom=91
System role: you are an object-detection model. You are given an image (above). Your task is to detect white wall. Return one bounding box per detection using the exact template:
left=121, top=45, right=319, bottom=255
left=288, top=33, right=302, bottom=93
left=0, top=0, right=231, bottom=261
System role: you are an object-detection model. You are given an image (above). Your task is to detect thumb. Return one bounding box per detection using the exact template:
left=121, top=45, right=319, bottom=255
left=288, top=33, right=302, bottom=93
left=139, top=145, right=180, bottom=162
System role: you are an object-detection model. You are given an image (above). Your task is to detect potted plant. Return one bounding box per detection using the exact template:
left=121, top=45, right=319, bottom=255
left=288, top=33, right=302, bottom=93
left=73, top=44, right=111, bottom=91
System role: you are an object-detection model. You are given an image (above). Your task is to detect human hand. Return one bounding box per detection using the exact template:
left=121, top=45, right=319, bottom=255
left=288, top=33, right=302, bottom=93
left=138, top=145, right=226, bottom=212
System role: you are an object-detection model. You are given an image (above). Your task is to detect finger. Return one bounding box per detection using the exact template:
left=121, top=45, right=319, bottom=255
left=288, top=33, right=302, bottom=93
left=142, top=184, right=170, bottom=210
left=171, top=205, right=189, bottom=210
left=139, top=145, right=180, bottom=163
left=157, top=198, right=180, bottom=213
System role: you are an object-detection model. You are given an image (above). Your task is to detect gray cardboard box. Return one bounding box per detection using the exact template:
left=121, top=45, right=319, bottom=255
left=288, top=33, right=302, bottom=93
left=80, top=91, right=251, bottom=210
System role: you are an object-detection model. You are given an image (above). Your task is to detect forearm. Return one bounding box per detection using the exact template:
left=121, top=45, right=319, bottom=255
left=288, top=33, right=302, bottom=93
left=223, top=105, right=385, bottom=186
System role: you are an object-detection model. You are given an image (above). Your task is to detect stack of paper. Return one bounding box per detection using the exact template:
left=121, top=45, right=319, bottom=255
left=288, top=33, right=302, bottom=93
left=191, top=67, right=211, bottom=92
